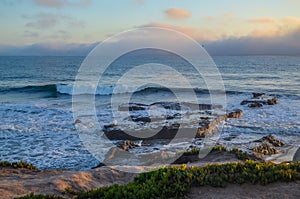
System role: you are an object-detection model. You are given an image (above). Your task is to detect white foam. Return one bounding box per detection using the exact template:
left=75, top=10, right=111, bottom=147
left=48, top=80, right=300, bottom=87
left=56, top=84, right=148, bottom=95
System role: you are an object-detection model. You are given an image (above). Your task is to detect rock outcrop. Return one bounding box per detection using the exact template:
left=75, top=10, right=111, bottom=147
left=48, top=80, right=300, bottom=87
left=103, top=102, right=243, bottom=140
left=241, top=93, right=278, bottom=107
left=253, top=135, right=284, bottom=158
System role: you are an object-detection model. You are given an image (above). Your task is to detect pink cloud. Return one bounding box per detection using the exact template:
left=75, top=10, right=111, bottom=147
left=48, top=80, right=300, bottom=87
left=247, top=17, right=277, bottom=24
left=165, top=8, right=190, bottom=20
left=140, top=22, right=221, bottom=41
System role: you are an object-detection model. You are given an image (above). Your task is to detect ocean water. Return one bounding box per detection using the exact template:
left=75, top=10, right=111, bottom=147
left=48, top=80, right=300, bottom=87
left=0, top=55, right=299, bottom=169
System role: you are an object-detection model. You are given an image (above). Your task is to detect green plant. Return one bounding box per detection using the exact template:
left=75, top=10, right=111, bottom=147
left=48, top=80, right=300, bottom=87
left=183, top=147, right=200, bottom=156
left=0, top=161, right=37, bottom=170
left=13, top=159, right=300, bottom=199
left=15, top=192, right=63, bottom=199
left=75, top=161, right=300, bottom=199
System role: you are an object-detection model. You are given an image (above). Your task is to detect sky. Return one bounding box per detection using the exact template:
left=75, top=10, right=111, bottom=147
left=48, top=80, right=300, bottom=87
left=0, top=0, right=300, bottom=55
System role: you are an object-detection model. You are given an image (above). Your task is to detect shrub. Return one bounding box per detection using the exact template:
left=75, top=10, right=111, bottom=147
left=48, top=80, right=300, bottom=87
left=0, top=161, right=37, bottom=170
left=76, top=161, right=300, bottom=199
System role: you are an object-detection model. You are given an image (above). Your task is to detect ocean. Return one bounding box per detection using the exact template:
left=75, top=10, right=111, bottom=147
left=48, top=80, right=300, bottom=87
left=0, top=55, right=299, bottom=170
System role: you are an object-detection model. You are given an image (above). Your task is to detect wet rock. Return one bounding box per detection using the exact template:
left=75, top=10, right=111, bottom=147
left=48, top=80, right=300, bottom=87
left=105, top=102, right=243, bottom=140
left=91, top=162, right=106, bottom=169
left=267, top=97, right=278, bottom=105
left=104, top=108, right=243, bottom=140
left=118, top=103, right=148, bottom=111
left=261, top=135, right=285, bottom=147
left=131, top=116, right=151, bottom=123
left=118, top=140, right=141, bottom=151
left=75, top=119, right=81, bottom=124
left=241, top=94, right=278, bottom=106
left=253, top=143, right=280, bottom=156
left=248, top=102, right=263, bottom=108
left=119, top=102, right=223, bottom=112
left=227, top=109, right=243, bottom=118
left=253, top=93, right=265, bottom=98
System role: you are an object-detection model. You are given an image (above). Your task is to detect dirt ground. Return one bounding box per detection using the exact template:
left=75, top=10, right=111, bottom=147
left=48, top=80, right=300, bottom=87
left=185, top=182, right=300, bottom=199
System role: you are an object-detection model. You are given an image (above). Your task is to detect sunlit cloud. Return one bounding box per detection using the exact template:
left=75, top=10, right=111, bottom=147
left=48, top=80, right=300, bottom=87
left=140, top=22, right=221, bottom=42
left=247, top=17, right=277, bottom=24
left=247, top=16, right=300, bottom=38
left=165, top=8, right=190, bottom=20
left=205, top=27, right=300, bottom=55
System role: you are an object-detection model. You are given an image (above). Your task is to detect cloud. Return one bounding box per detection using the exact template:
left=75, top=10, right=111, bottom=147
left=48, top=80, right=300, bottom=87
left=246, top=16, right=300, bottom=38
left=0, top=42, right=98, bottom=56
left=23, top=31, right=39, bottom=38
left=204, top=27, right=300, bottom=56
left=165, top=8, right=190, bottom=20
left=24, top=13, right=85, bottom=29
left=140, top=22, right=221, bottom=41
left=33, top=0, right=91, bottom=8
left=247, top=17, right=277, bottom=24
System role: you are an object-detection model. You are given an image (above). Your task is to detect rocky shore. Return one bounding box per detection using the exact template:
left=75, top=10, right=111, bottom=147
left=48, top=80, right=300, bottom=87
left=103, top=102, right=243, bottom=140
left=1, top=93, right=299, bottom=198
left=1, top=146, right=300, bottom=199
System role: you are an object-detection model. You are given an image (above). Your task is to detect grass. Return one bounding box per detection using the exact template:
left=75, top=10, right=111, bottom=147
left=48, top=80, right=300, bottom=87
left=211, top=145, right=253, bottom=160
left=0, top=161, right=37, bottom=170
left=182, top=146, right=200, bottom=156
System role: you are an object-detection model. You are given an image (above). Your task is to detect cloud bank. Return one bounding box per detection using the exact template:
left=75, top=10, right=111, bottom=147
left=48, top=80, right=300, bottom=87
left=0, top=42, right=98, bottom=56
left=204, top=27, right=300, bottom=55
left=1, top=17, right=300, bottom=56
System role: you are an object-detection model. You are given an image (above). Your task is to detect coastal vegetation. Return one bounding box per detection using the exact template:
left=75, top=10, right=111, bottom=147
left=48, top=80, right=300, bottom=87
left=15, top=160, right=300, bottom=199
left=0, top=161, right=37, bottom=170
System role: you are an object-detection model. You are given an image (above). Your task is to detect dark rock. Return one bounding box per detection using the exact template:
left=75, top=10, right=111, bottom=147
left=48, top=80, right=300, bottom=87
left=119, top=102, right=222, bottom=112
left=241, top=94, right=278, bottom=106
left=75, top=119, right=81, bottom=124
left=267, top=97, right=278, bottom=105
left=118, top=140, right=140, bottom=151
left=227, top=109, right=243, bottom=118
left=253, top=143, right=279, bottom=156
left=253, top=93, right=265, bottom=98
left=91, top=162, right=106, bottom=169
left=240, top=100, right=249, bottom=105
left=248, top=102, right=263, bottom=108
left=131, top=116, right=151, bottom=123
left=118, top=103, right=148, bottom=111
left=105, top=101, right=242, bottom=140
left=261, top=135, right=285, bottom=147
